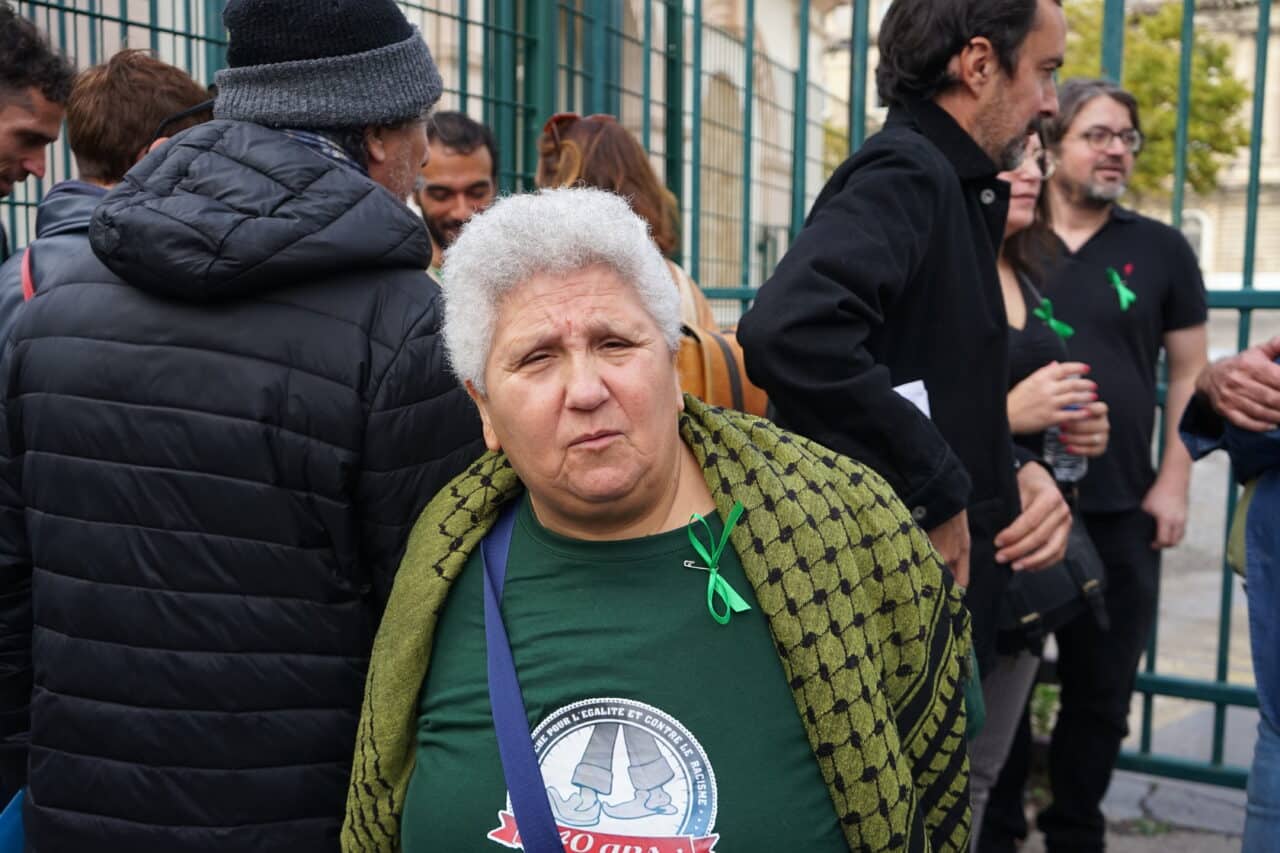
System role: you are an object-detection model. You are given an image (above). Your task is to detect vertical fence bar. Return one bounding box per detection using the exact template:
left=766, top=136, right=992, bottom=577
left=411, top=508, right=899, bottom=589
left=149, top=0, right=159, bottom=52
left=849, top=0, right=869, bottom=152
left=203, top=0, right=226, bottom=82
left=1101, top=0, right=1125, bottom=82
left=1137, top=0, right=1198, bottom=757
left=1241, top=0, right=1270, bottom=296
left=1169, top=0, right=1195, bottom=230
left=458, top=0, right=470, bottom=112
left=739, top=0, right=755, bottom=291
left=183, top=0, right=193, bottom=73
left=1210, top=0, right=1271, bottom=767
left=524, top=0, right=557, bottom=182
left=589, top=2, right=607, bottom=114
left=689, top=0, right=703, bottom=281
left=664, top=0, right=685, bottom=222
left=642, top=0, right=653, bottom=149
left=88, top=0, right=99, bottom=64
left=488, top=0, right=518, bottom=194
left=789, top=1, right=811, bottom=241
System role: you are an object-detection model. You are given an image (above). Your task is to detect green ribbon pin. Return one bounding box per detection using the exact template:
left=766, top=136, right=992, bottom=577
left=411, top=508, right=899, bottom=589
left=1106, top=267, right=1137, bottom=311
left=686, top=501, right=752, bottom=625
left=1032, top=298, right=1075, bottom=341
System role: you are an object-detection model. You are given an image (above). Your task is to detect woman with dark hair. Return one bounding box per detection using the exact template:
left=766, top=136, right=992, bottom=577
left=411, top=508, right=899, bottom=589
left=968, top=129, right=1110, bottom=846
left=535, top=112, right=716, bottom=329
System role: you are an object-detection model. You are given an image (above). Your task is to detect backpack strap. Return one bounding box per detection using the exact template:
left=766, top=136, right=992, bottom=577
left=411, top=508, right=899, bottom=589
left=20, top=247, right=34, bottom=302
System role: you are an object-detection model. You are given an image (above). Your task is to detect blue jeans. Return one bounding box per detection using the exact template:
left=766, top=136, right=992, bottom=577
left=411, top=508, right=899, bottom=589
left=1245, top=525, right=1280, bottom=853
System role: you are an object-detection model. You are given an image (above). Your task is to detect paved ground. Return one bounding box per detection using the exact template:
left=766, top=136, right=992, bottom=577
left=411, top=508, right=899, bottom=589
left=1011, top=311, right=1275, bottom=851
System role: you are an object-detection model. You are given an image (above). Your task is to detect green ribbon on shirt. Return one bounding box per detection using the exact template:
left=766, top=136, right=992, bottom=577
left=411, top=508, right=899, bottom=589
left=1106, top=267, right=1137, bottom=311
left=687, top=501, right=752, bottom=625
left=1032, top=298, right=1075, bottom=341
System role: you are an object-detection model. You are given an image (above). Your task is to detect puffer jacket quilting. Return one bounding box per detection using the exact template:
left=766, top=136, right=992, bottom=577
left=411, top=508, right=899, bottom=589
left=0, top=120, right=484, bottom=852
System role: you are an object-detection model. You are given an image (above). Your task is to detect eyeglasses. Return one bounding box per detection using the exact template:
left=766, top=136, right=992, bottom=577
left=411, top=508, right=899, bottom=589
left=1076, top=126, right=1143, bottom=154
left=541, top=112, right=616, bottom=148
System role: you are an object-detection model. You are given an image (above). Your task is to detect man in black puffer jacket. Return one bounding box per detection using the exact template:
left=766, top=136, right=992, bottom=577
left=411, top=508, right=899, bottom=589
left=0, top=1, right=484, bottom=850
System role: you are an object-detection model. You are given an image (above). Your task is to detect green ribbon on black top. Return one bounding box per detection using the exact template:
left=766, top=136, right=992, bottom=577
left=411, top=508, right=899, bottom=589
left=687, top=501, right=752, bottom=624
left=1033, top=298, right=1075, bottom=342
left=1106, top=267, right=1137, bottom=311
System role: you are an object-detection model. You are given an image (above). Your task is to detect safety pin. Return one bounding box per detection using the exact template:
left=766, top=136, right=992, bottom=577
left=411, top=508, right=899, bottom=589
left=683, top=560, right=712, bottom=573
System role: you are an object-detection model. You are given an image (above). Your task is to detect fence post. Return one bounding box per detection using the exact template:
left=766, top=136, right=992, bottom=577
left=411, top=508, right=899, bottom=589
left=1242, top=0, right=1271, bottom=295
left=664, top=0, right=686, bottom=259
left=790, top=1, right=811, bottom=241
left=1169, top=0, right=1195, bottom=230
left=203, top=0, right=226, bottom=83
left=849, top=0, right=869, bottom=153
left=739, top=0, right=756, bottom=292
left=642, top=0, right=653, bottom=149
left=1211, top=0, right=1273, bottom=769
left=690, top=0, right=703, bottom=282
left=1101, top=0, right=1125, bottom=82
left=523, top=0, right=558, bottom=184
left=485, top=0, right=519, bottom=193
left=586, top=2, right=619, bottom=114
left=458, top=0, right=470, bottom=113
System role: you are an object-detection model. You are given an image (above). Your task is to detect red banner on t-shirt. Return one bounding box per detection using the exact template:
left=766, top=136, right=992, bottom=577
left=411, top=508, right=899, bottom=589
left=487, top=810, right=720, bottom=853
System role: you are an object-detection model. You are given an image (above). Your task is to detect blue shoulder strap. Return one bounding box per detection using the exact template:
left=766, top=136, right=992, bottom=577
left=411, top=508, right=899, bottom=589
left=481, top=502, right=565, bottom=853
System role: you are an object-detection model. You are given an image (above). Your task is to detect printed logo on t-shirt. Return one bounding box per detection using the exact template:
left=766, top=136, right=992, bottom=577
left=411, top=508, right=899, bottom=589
left=487, top=697, right=720, bottom=852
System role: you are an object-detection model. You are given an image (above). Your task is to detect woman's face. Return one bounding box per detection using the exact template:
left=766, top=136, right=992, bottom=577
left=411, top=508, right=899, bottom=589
left=468, top=265, right=685, bottom=531
left=998, top=133, right=1050, bottom=239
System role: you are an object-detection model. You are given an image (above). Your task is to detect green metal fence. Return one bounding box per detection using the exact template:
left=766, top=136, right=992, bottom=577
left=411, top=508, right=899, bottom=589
left=1099, top=0, right=1279, bottom=790
left=4, top=0, right=1280, bottom=794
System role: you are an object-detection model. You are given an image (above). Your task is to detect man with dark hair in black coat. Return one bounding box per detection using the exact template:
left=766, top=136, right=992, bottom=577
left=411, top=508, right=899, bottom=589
left=738, top=0, right=1070, bottom=678
left=0, top=1, right=484, bottom=850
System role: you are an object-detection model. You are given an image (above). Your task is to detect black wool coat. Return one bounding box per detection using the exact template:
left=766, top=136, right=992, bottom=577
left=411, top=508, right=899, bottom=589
left=738, top=99, right=1023, bottom=670
left=0, top=120, right=484, bottom=851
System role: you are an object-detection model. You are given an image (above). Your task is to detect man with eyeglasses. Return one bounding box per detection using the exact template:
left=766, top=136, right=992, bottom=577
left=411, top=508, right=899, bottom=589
left=983, top=77, right=1209, bottom=853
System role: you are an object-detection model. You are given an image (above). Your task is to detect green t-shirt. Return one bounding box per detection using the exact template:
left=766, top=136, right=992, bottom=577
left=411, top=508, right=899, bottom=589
left=402, top=493, right=848, bottom=852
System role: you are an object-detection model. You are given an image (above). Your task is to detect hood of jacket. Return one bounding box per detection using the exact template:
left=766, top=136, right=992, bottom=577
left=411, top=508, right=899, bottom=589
left=89, top=120, right=432, bottom=302
left=33, top=181, right=108, bottom=240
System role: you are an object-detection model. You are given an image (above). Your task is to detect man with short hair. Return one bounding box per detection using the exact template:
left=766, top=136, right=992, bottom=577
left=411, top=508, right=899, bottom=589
left=0, top=49, right=212, bottom=338
left=982, top=78, right=1209, bottom=853
left=0, top=3, right=74, bottom=261
left=0, top=1, right=483, bottom=849
left=739, top=0, right=1070, bottom=685
left=414, top=110, right=497, bottom=273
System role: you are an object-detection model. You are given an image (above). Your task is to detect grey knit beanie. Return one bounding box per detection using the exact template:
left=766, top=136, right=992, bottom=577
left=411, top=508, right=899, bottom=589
left=213, top=0, right=443, bottom=129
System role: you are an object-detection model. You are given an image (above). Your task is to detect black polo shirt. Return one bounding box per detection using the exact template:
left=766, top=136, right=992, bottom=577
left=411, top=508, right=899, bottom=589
left=1041, top=206, right=1207, bottom=513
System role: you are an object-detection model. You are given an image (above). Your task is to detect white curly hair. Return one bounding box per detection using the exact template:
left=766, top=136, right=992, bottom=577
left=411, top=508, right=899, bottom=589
left=440, top=186, right=682, bottom=394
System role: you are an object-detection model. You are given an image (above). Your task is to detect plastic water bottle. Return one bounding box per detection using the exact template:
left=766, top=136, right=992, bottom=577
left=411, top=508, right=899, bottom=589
left=1043, top=406, right=1088, bottom=483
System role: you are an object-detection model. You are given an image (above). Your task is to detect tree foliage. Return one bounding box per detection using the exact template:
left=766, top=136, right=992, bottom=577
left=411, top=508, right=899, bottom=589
left=1060, top=0, right=1251, bottom=198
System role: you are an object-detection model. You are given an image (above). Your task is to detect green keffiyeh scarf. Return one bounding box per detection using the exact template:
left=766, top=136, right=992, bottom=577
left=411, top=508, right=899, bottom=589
left=342, top=397, right=972, bottom=852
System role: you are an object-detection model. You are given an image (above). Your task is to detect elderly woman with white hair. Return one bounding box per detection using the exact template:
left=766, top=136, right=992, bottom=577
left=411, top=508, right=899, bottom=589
left=342, top=187, right=973, bottom=853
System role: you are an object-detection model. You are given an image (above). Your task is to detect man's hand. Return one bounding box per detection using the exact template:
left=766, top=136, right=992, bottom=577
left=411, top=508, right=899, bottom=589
left=1142, top=477, right=1189, bottom=549
left=1059, top=400, right=1110, bottom=458
left=926, top=509, right=970, bottom=588
left=1198, top=336, right=1280, bottom=432
left=995, top=463, right=1071, bottom=571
